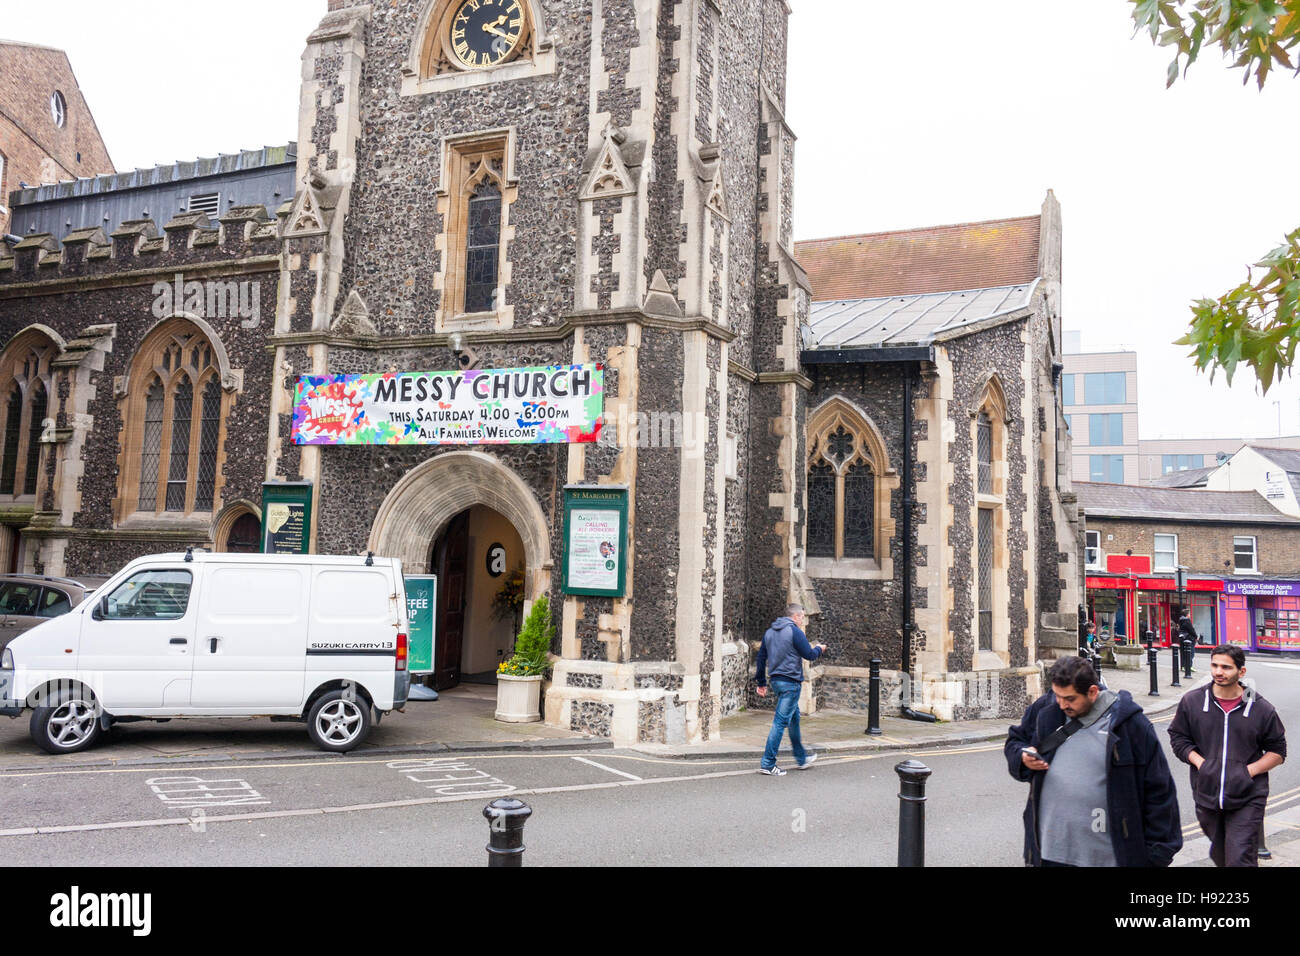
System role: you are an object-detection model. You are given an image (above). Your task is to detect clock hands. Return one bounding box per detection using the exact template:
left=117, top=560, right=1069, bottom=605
left=481, top=14, right=512, bottom=40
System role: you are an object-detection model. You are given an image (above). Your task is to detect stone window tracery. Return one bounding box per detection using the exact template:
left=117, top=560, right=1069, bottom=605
left=805, top=404, right=891, bottom=565
left=972, top=375, right=1009, bottom=662
left=119, top=321, right=232, bottom=521
left=0, top=335, right=58, bottom=501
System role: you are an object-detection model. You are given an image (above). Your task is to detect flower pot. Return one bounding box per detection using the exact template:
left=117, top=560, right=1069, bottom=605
left=495, top=674, right=543, bottom=722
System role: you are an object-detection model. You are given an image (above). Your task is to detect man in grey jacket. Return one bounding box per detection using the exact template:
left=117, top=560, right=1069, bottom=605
left=754, top=604, right=825, bottom=776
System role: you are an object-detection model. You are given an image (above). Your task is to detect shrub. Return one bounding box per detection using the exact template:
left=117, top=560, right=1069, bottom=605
left=498, top=594, right=553, bottom=677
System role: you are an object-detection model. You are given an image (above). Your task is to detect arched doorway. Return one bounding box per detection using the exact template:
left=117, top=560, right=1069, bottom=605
left=213, top=501, right=262, bottom=553
left=368, top=451, right=553, bottom=689
left=430, top=505, right=526, bottom=688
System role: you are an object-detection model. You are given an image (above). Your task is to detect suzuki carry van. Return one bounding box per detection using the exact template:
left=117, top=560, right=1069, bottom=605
left=0, top=551, right=410, bottom=754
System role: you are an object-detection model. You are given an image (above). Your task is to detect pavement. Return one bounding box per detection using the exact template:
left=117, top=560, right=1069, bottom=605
left=0, top=657, right=1192, bottom=771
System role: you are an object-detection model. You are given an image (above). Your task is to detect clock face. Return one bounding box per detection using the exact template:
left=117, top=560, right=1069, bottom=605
left=450, top=0, right=525, bottom=70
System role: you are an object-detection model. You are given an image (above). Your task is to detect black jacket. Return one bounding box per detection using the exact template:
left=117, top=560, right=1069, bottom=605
left=1005, top=689, right=1183, bottom=867
left=1168, top=683, right=1287, bottom=811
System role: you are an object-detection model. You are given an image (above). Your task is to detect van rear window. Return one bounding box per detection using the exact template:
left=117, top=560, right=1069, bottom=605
left=312, top=570, right=391, bottom=623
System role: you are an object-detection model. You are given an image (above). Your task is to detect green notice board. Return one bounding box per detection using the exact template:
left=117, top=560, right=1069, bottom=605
left=405, top=575, right=437, bottom=675
left=562, top=485, right=628, bottom=598
left=261, top=481, right=313, bottom=554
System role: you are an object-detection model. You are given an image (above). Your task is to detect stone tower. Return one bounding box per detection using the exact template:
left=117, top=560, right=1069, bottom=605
left=275, top=0, right=808, bottom=744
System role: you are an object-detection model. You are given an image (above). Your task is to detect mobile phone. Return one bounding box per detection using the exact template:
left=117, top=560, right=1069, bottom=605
left=1025, top=748, right=1049, bottom=765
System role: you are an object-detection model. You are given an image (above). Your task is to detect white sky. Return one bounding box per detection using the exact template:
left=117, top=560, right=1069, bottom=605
left=5, top=0, right=1299, bottom=442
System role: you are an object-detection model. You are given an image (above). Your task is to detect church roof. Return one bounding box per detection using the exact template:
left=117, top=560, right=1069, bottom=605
left=794, top=215, right=1042, bottom=302
left=805, top=281, right=1036, bottom=350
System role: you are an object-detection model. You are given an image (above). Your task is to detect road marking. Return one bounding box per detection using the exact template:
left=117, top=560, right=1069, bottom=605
left=0, top=764, right=766, bottom=837
left=571, top=756, right=642, bottom=780
left=146, top=775, right=271, bottom=810
left=1245, top=660, right=1300, bottom=670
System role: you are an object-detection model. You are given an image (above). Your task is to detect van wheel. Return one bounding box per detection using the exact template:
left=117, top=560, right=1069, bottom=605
left=31, top=690, right=103, bottom=754
left=306, top=690, right=371, bottom=753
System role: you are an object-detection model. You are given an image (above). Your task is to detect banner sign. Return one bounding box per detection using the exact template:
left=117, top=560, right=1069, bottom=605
left=291, top=364, right=604, bottom=445
left=1223, top=579, right=1300, bottom=597
left=562, top=485, right=628, bottom=598
left=404, top=575, right=437, bottom=675
left=261, top=481, right=313, bottom=555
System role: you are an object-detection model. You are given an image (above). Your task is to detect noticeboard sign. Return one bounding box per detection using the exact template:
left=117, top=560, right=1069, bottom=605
left=562, top=485, right=627, bottom=598
left=404, top=575, right=437, bottom=675
left=260, top=481, right=313, bottom=555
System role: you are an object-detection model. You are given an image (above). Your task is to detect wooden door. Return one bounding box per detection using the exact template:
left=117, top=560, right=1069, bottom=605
left=433, top=510, right=469, bottom=689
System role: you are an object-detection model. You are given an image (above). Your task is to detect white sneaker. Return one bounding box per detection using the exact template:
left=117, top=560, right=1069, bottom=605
left=796, top=753, right=818, bottom=770
left=757, top=765, right=787, bottom=776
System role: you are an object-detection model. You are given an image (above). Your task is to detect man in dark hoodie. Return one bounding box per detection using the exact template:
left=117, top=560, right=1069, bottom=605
left=754, top=604, right=825, bottom=776
left=1005, top=656, right=1182, bottom=866
left=1168, top=644, right=1287, bottom=867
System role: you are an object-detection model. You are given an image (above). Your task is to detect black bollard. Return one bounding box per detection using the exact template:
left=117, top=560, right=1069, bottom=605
left=1094, top=641, right=1104, bottom=683
left=483, top=797, right=533, bottom=867
left=866, top=658, right=882, bottom=736
left=1259, top=822, right=1272, bottom=861
left=1170, top=644, right=1181, bottom=687
left=1182, top=639, right=1194, bottom=678
left=1146, top=631, right=1159, bottom=697
left=895, top=759, right=932, bottom=867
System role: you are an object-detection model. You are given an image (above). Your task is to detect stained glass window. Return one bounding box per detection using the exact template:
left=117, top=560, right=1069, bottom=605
left=165, top=378, right=193, bottom=511
left=824, top=426, right=853, bottom=467
left=464, top=178, right=501, bottom=314
left=23, top=383, right=46, bottom=495
left=138, top=379, right=164, bottom=511
left=843, top=461, right=875, bottom=558
left=806, top=462, right=835, bottom=558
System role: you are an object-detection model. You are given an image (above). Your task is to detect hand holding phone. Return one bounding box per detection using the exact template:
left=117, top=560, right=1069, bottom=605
left=1022, top=747, right=1049, bottom=769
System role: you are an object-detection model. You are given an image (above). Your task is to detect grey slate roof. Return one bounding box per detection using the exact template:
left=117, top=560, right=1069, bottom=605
left=805, top=281, right=1036, bottom=350
left=1076, top=482, right=1300, bottom=525
left=1147, top=466, right=1215, bottom=488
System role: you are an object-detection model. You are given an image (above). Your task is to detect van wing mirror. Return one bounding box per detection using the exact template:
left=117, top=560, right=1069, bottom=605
left=91, top=597, right=107, bottom=621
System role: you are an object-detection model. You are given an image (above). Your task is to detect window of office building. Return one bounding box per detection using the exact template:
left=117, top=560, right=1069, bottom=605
left=1062, top=373, right=1076, bottom=407
left=1088, top=413, right=1123, bottom=447
left=1161, top=454, right=1204, bottom=474
left=1083, top=371, right=1126, bottom=405
left=1089, top=455, right=1124, bottom=483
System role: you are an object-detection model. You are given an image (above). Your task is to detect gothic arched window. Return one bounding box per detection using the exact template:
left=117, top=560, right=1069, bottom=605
left=0, top=335, right=58, bottom=500
left=805, top=400, right=893, bottom=566
left=121, top=322, right=231, bottom=519
left=972, top=376, right=1009, bottom=658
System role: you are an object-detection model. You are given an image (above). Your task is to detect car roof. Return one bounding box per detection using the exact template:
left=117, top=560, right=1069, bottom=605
left=0, top=573, right=93, bottom=590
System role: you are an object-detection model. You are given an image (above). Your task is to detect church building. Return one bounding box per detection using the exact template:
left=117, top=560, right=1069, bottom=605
left=0, top=0, right=1080, bottom=743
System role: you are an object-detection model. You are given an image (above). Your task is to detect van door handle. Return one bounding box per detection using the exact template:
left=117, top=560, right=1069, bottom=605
left=209, top=637, right=219, bottom=653
left=169, top=638, right=188, bottom=645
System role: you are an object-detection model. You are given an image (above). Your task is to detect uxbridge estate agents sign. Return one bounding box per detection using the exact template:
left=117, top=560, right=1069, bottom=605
left=562, top=485, right=627, bottom=598
left=291, top=364, right=604, bottom=445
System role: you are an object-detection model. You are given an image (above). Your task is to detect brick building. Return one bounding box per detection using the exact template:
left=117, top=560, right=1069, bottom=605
left=0, top=40, right=115, bottom=234
left=0, top=1, right=1085, bottom=741
left=1078, top=482, right=1300, bottom=654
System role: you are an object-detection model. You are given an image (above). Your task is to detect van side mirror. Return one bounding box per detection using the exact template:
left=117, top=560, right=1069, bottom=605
left=91, top=597, right=106, bottom=621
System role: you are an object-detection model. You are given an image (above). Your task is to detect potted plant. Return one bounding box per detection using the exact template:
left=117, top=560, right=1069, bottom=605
left=495, top=594, right=553, bottom=723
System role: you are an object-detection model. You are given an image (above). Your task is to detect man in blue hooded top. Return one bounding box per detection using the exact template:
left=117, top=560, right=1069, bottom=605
left=755, top=604, right=825, bottom=776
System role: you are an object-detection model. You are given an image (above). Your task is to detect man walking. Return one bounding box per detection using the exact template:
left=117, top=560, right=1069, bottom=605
left=755, top=604, right=824, bottom=776
left=1005, top=656, right=1182, bottom=866
left=1168, top=644, right=1287, bottom=867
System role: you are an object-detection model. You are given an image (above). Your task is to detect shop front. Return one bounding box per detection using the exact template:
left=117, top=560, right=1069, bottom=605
left=1221, top=579, right=1300, bottom=653
left=1085, top=554, right=1224, bottom=648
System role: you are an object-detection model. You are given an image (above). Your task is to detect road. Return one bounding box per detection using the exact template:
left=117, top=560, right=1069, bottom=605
left=3, top=660, right=1297, bottom=866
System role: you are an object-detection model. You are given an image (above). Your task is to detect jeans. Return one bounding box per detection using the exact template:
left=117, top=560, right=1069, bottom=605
left=761, top=677, right=807, bottom=769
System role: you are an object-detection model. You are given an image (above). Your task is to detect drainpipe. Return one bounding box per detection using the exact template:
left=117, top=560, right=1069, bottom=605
left=900, top=366, right=937, bottom=722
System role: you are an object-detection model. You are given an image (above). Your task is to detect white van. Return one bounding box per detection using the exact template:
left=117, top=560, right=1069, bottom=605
left=0, top=551, right=410, bottom=754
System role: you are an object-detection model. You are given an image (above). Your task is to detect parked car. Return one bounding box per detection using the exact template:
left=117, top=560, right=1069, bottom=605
left=0, top=574, right=104, bottom=651
left=0, top=551, right=410, bottom=754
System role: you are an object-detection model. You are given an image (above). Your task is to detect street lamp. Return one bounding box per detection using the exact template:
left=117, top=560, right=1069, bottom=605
left=1174, top=565, right=1192, bottom=677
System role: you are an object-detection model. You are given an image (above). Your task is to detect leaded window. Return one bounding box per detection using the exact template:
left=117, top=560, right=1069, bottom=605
left=806, top=410, right=884, bottom=562
left=978, top=507, right=993, bottom=650
left=0, top=387, right=21, bottom=496
left=22, top=382, right=45, bottom=496
left=126, top=325, right=227, bottom=517
left=977, top=411, right=992, bottom=494
left=464, top=178, right=501, bottom=313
